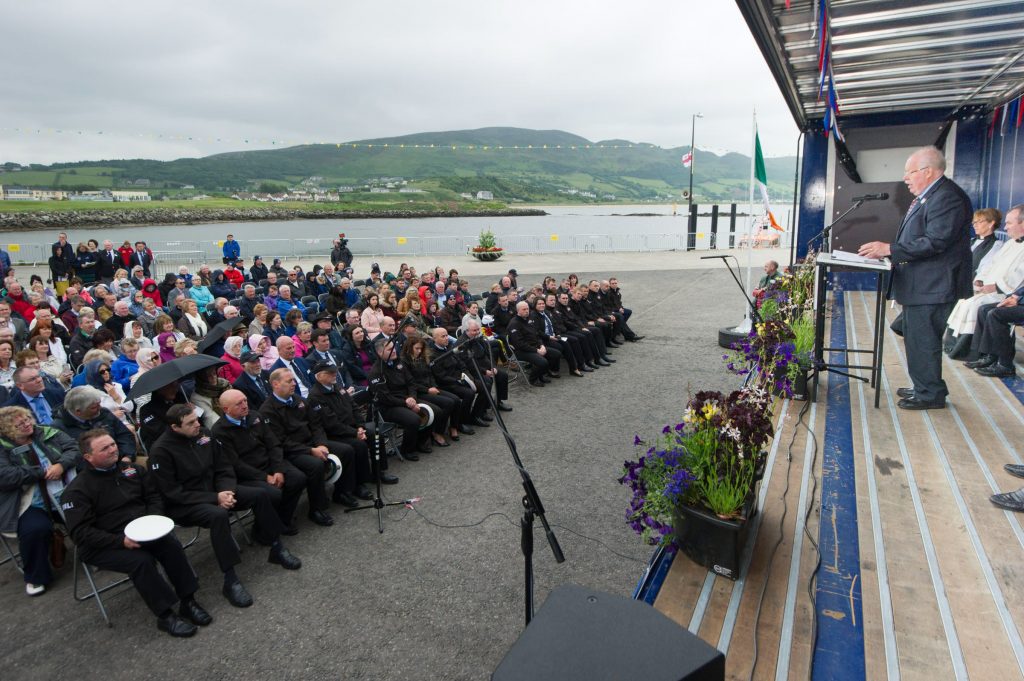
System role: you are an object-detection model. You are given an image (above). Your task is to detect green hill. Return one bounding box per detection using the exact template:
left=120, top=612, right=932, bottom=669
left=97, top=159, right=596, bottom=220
left=6, top=127, right=796, bottom=202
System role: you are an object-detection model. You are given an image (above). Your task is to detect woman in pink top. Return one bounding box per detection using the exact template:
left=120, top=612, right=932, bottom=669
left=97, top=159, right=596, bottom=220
left=360, top=294, right=385, bottom=335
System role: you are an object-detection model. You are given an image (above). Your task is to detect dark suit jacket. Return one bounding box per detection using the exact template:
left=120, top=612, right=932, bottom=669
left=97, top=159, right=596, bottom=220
left=4, top=385, right=65, bottom=413
left=269, top=357, right=313, bottom=397
left=889, top=176, right=973, bottom=306
left=96, top=249, right=120, bottom=281
left=232, top=370, right=271, bottom=410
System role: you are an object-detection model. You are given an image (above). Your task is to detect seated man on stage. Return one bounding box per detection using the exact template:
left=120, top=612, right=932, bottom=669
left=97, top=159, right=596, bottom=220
left=944, top=205, right=1024, bottom=358
left=753, top=261, right=781, bottom=296
left=213, top=389, right=314, bottom=534
left=964, top=275, right=1024, bottom=378
left=61, top=430, right=212, bottom=638
left=259, top=368, right=368, bottom=510
left=149, top=404, right=302, bottom=609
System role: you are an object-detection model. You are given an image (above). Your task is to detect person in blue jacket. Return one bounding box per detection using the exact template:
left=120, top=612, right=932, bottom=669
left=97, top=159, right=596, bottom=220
left=222, top=233, right=240, bottom=265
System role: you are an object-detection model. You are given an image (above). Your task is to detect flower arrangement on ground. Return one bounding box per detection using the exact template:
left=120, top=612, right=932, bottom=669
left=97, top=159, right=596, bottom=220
left=620, top=386, right=774, bottom=547
left=471, top=229, right=503, bottom=254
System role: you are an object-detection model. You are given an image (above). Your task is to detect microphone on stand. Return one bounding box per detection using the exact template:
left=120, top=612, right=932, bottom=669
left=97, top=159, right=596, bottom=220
left=852, top=192, right=889, bottom=202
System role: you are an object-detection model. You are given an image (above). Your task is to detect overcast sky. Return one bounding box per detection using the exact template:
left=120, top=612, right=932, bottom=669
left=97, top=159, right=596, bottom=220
left=2, top=0, right=800, bottom=166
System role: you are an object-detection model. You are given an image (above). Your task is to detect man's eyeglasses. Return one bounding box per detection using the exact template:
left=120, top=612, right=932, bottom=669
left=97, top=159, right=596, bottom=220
left=905, top=167, right=929, bottom=177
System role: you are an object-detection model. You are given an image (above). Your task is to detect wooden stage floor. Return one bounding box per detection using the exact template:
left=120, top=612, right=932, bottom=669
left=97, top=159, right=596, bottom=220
left=648, top=290, right=1024, bottom=681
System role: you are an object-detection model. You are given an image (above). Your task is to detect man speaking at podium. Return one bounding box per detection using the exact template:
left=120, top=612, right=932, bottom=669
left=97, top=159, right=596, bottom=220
left=859, top=146, right=972, bottom=410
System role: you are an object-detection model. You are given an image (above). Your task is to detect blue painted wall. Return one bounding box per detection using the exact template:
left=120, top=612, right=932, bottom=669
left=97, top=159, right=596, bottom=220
left=981, top=113, right=1024, bottom=213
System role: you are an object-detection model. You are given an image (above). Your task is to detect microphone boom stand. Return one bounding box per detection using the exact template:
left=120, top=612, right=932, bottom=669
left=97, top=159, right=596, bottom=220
left=700, top=255, right=762, bottom=327
left=461, top=335, right=565, bottom=626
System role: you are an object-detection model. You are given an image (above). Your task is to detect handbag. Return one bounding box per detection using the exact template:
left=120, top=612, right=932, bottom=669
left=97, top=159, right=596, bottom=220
left=50, top=527, right=67, bottom=569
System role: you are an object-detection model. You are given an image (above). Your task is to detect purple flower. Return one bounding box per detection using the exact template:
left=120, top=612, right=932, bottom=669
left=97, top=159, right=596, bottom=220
left=633, top=434, right=643, bottom=446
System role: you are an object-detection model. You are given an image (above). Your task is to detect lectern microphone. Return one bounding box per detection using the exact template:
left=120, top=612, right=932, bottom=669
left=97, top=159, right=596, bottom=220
left=852, top=192, right=889, bottom=202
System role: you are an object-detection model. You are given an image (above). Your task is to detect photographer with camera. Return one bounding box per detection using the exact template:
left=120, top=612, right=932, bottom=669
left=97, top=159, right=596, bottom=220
left=331, top=234, right=354, bottom=271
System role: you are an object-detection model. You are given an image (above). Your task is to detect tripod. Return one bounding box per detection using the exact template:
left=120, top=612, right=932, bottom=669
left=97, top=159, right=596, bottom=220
left=460, top=334, right=565, bottom=625
left=346, top=336, right=419, bottom=533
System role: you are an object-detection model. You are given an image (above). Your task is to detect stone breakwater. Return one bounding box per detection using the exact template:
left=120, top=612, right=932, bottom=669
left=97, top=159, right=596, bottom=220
left=0, top=206, right=547, bottom=231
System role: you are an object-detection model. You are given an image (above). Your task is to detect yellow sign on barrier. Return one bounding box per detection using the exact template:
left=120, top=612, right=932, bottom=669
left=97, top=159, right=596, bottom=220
left=397, top=237, right=407, bottom=245
left=697, top=232, right=705, bottom=238
left=550, top=234, right=559, bottom=241
left=216, top=241, right=224, bottom=247
left=7, top=244, right=20, bottom=252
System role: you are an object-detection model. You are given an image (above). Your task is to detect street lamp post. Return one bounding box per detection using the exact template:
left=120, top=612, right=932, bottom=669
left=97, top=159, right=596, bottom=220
left=687, top=112, right=703, bottom=214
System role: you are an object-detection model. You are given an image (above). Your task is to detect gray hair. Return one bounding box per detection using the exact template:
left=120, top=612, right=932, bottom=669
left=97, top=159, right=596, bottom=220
left=64, top=386, right=105, bottom=414
left=914, top=146, right=947, bottom=172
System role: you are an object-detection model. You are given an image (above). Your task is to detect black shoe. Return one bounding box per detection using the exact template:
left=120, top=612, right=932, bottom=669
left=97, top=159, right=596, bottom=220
left=432, top=438, right=451, bottom=448
left=308, top=509, right=335, bottom=525
left=602, top=357, right=616, bottom=364
left=572, top=370, right=585, bottom=377
left=354, top=485, right=374, bottom=500
left=222, top=581, right=254, bottom=608
left=479, top=413, right=493, bottom=422
left=1005, top=464, right=1024, bottom=479
left=331, top=493, right=360, bottom=508
left=632, top=335, right=645, bottom=341
left=468, top=418, right=490, bottom=428
left=539, top=376, right=551, bottom=384
left=581, top=365, right=595, bottom=372
left=380, top=472, right=400, bottom=484
left=268, top=545, right=302, bottom=570
left=896, top=387, right=915, bottom=399
left=458, top=424, right=476, bottom=435
left=609, top=341, right=623, bottom=348
left=976, top=363, right=1015, bottom=378
left=897, top=397, right=946, bottom=410
left=965, top=355, right=996, bottom=369
left=529, top=379, right=545, bottom=387
left=417, top=442, right=433, bottom=454
left=497, top=402, right=513, bottom=412
left=281, top=524, right=299, bottom=536
left=179, top=598, right=212, bottom=626
left=403, top=452, right=420, bottom=462
left=990, top=488, right=1024, bottom=512
left=157, top=613, right=197, bottom=637
left=547, top=372, right=561, bottom=379
left=449, top=433, right=460, bottom=441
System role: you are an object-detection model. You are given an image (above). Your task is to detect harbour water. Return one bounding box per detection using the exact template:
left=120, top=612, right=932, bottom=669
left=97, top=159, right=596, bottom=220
left=0, top=203, right=794, bottom=263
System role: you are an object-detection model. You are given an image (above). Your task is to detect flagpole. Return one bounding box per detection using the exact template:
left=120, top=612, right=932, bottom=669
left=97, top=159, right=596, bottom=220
left=744, top=110, right=758, bottom=309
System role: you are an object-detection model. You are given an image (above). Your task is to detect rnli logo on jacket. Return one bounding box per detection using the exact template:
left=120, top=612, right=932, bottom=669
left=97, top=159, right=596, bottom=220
left=122, top=467, right=137, bottom=478
left=396, top=363, right=403, bottom=370
left=198, top=436, right=210, bottom=445
left=61, top=501, right=74, bottom=510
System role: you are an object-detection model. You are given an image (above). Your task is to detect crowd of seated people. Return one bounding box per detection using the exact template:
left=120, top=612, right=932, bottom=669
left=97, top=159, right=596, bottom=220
left=0, top=232, right=643, bottom=636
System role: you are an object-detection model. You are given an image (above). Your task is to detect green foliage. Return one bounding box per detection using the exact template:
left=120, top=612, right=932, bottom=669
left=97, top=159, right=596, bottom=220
left=257, top=181, right=288, bottom=193
left=477, top=229, right=497, bottom=249
left=7, top=128, right=796, bottom=201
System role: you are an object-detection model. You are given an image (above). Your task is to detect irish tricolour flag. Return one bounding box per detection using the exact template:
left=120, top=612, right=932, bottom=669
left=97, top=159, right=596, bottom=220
left=754, top=130, right=783, bottom=231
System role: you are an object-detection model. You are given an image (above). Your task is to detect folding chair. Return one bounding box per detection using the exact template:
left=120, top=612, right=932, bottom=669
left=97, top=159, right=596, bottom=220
left=300, top=296, right=317, bottom=307
left=317, top=293, right=328, bottom=306
left=500, top=339, right=529, bottom=387
left=72, top=546, right=132, bottom=626
left=1, top=533, right=23, bottom=573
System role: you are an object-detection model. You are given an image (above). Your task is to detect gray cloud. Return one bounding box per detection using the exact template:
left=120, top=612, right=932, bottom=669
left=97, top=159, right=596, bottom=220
left=2, top=0, right=799, bottom=165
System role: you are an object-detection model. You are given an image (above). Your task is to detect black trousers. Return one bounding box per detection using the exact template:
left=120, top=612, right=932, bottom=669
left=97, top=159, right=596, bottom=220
left=441, top=382, right=477, bottom=425
left=245, top=458, right=307, bottom=526
left=335, top=436, right=374, bottom=483
left=903, top=302, right=955, bottom=402
left=81, top=534, right=198, bottom=616
left=515, top=347, right=562, bottom=381
left=579, top=326, right=608, bottom=357
left=285, top=452, right=332, bottom=511
left=380, top=405, right=422, bottom=455
left=17, top=507, right=53, bottom=586
left=167, top=485, right=282, bottom=572
left=611, top=311, right=637, bottom=340
left=418, top=391, right=457, bottom=434
left=978, top=303, right=1024, bottom=365
left=326, top=439, right=370, bottom=492
left=481, top=368, right=509, bottom=402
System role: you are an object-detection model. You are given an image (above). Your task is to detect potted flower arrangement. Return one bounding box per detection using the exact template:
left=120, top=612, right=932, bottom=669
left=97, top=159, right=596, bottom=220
left=620, top=386, right=774, bottom=579
left=470, top=228, right=504, bottom=261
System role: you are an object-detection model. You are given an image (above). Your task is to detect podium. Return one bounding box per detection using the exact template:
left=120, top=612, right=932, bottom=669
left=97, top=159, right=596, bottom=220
left=812, top=253, right=892, bottom=408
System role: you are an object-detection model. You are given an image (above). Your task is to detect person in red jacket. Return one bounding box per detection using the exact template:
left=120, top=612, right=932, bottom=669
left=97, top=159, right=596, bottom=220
left=117, top=240, right=135, bottom=267
left=223, top=263, right=244, bottom=288
left=5, top=282, right=36, bottom=321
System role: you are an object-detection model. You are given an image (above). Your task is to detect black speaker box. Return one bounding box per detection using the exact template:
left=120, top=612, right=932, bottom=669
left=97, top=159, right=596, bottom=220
left=492, top=584, right=724, bottom=681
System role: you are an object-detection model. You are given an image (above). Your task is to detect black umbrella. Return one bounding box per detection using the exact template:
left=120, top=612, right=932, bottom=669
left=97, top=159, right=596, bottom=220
left=127, top=354, right=226, bottom=400
left=197, top=318, right=245, bottom=355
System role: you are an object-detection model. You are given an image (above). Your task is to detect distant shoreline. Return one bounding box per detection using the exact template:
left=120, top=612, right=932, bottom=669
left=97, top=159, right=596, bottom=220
left=0, top=205, right=548, bottom=232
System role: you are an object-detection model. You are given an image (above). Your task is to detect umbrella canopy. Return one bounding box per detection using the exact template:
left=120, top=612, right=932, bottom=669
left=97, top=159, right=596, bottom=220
left=127, top=354, right=226, bottom=400
left=197, top=317, right=245, bottom=355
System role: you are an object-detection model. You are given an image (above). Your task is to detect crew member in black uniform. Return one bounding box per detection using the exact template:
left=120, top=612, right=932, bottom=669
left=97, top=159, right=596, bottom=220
left=571, top=286, right=618, bottom=346
left=138, top=381, right=190, bottom=449
left=212, top=389, right=316, bottom=533
left=545, top=294, right=599, bottom=370
left=507, top=301, right=563, bottom=386
left=533, top=297, right=584, bottom=376
left=401, top=337, right=457, bottom=447
left=61, top=430, right=212, bottom=638
left=259, top=368, right=369, bottom=509
left=368, top=335, right=429, bottom=460
left=429, top=327, right=489, bottom=429
left=307, top=361, right=400, bottom=484
left=556, top=292, right=614, bottom=365
left=461, top=320, right=513, bottom=412
left=597, top=279, right=643, bottom=342
left=148, top=404, right=302, bottom=609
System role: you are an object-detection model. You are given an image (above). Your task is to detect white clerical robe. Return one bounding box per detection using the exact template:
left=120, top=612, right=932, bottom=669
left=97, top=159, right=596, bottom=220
left=947, top=238, right=1024, bottom=336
